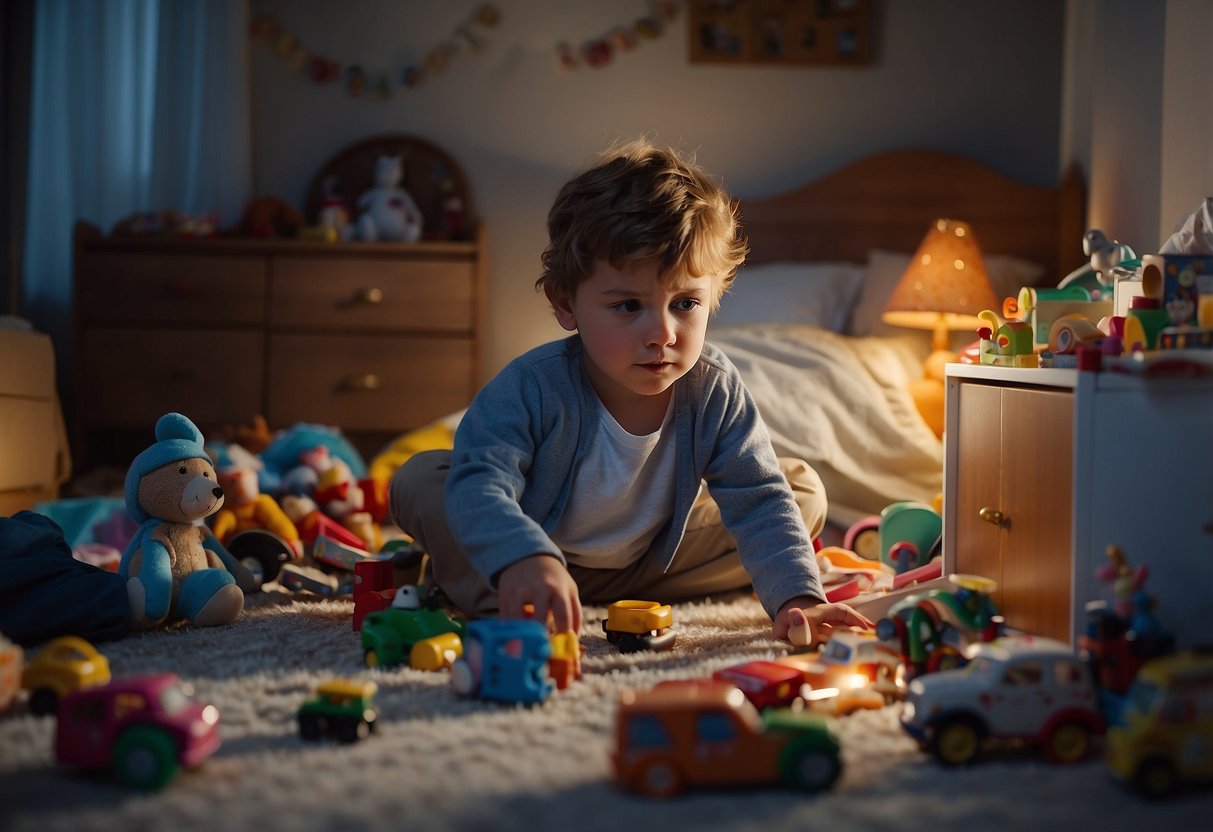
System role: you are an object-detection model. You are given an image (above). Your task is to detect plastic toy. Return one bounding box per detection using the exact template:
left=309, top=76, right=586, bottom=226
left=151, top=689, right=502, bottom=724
left=602, top=600, right=677, bottom=653
left=298, top=678, right=378, bottom=743
left=1106, top=648, right=1213, bottom=799
left=211, top=466, right=303, bottom=565
left=313, top=533, right=393, bottom=573
left=878, top=501, right=941, bottom=573
left=548, top=630, right=583, bottom=690
left=359, top=586, right=465, bottom=668
left=977, top=308, right=1041, bottom=368
left=0, top=633, right=22, bottom=712
left=21, top=635, right=111, bottom=716
left=278, top=562, right=352, bottom=596
left=713, top=660, right=806, bottom=711
left=55, top=672, right=220, bottom=791
left=225, top=529, right=299, bottom=589
left=900, top=635, right=1104, bottom=766
left=450, top=619, right=554, bottom=704
left=120, top=412, right=250, bottom=630
left=354, top=154, right=423, bottom=243
left=611, top=681, right=842, bottom=797
left=876, top=573, right=1003, bottom=681
left=777, top=629, right=903, bottom=715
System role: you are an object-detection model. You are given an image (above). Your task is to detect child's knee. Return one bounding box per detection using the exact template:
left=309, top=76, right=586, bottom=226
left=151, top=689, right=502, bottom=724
left=388, top=450, right=452, bottom=528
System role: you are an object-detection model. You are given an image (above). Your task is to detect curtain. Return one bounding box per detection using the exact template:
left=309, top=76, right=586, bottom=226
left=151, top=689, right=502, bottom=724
left=21, top=0, right=251, bottom=428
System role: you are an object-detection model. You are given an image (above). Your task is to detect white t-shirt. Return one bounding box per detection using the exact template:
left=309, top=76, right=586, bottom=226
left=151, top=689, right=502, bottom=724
left=551, top=400, right=677, bottom=569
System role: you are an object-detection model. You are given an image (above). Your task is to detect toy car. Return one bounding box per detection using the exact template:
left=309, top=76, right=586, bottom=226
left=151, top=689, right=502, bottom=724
left=548, top=629, right=583, bottom=691
left=55, top=672, right=220, bottom=791
left=777, top=629, right=903, bottom=715
left=900, top=635, right=1104, bottom=766
left=360, top=585, right=465, bottom=668
left=0, top=633, right=22, bottom=712
left=1106, top=648, right=1213, bottom=799
left=451, top=619, right=554, bottom=704
left=612, top=680, right=841, bottom=797
left=21, top=635, right=111, bottom=716
left=713, top=660, right=806, bottom=711
left=602, top=600, right=676, bottom=654
left=298, top=678, right=378, bottom=743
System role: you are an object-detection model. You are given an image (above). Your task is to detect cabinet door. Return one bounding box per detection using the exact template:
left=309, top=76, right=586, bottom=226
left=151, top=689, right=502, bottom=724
left=998, top=387, right=1073, bottom=641
left=953, top=382, right=1004, bottom=588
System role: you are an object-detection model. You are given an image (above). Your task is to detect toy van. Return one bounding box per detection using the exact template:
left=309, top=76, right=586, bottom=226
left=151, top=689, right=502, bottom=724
left=1106, top=649, right=1213, bottom=799
left=450, top=619, right=553, bottom=704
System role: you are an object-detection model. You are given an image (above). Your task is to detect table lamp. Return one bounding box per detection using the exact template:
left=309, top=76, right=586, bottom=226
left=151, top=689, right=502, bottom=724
left=881, top=218, right=999, bottom=438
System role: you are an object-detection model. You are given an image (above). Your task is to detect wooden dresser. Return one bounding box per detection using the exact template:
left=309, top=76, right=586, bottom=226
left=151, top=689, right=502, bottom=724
left=72, top=223, right=485, bottom=470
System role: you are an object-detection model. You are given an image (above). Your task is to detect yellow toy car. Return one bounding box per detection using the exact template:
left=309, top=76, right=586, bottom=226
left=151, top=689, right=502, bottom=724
left=602, top=600, right=676, bottom=653
left=1107, top=648, right=1213, bottom=799
left=21, top=635, right=111, bottom=716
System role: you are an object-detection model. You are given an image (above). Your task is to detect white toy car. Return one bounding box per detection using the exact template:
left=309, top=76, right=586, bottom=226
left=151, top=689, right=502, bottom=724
left=900, top=635, right=1104, bottom=765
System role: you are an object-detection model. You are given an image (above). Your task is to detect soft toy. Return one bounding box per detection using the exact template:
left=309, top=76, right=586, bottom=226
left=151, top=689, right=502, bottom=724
left=354, top=154, right=423, bottom=243
left=120, top=413, right=253, bottom=630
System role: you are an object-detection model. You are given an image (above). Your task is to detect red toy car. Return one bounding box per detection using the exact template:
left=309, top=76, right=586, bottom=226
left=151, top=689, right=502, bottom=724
left=713, top=660, right=807, bottom=710
left=55, top=672, right=221, bottom=790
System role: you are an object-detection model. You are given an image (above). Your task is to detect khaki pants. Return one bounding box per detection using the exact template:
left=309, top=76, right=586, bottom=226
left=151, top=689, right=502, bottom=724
left=389, top=449, right=826, bottom=617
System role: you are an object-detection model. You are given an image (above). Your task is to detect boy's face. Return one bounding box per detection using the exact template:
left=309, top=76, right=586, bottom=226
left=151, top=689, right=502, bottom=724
left=548, top=258, right=713, bottom=419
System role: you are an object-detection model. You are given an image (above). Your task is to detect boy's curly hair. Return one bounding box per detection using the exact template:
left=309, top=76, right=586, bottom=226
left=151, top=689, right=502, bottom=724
left=537, top=139, right=748, bottom=310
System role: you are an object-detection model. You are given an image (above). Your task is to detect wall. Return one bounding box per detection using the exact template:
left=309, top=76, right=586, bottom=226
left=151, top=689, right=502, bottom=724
left=250, top=0, right=1065, bottom=381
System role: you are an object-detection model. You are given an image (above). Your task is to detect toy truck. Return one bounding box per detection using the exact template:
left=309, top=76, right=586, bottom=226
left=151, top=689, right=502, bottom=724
left=360, top=586, right=465, bottom=668
left=297, top=678, right=378, bottom=743
left=450, top=619, right=554, bottom=704
left=612, top=680, right=841, bottom=797
left=602, top=600, right=676, bottom=653
left=55, top=672, right=220, bottom=791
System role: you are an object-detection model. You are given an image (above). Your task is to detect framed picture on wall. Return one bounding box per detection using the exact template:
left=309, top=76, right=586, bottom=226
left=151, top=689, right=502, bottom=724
left=688, top=0, right=871, bottom=65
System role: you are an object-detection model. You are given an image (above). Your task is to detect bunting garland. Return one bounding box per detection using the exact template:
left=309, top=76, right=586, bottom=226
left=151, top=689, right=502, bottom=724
left=249, top=5, right=502, bottom=100
left=555, top=1, right=681, bottom=71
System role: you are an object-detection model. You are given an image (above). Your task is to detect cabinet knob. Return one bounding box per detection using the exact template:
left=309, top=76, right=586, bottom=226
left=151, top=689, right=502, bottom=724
left=341, top=373, right=381, bottom=392
left=353, top=287, right=384, bottom=305
left=978, top=507, right=1005, bottom=527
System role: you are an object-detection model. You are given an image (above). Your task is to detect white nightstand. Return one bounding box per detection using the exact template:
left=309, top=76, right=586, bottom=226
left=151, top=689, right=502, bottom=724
left=943, top=362, right=1213, bottom=647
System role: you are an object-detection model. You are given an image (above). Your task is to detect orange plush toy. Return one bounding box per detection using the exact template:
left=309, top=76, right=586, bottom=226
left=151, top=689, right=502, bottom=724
left=212, top=467, right=304, bottom=558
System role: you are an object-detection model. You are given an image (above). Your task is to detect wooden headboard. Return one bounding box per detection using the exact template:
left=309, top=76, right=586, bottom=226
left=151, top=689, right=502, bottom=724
left=740, top=149, right=1085, bottom=281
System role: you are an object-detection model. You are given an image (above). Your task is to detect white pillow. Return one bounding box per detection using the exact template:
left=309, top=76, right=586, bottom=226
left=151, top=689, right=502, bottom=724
left=848, top=248, right=1046, bottom=338
left=713, top=261, right=866, bottom=332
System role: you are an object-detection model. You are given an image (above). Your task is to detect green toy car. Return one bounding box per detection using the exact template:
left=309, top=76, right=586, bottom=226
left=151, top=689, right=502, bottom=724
left=298, top=678, right=378, bottom=743
left=359, top=586, right=465, bottom=668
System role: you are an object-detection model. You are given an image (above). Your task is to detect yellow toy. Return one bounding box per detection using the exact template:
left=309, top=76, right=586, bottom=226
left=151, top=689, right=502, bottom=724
left=212, top=467, right=303, bottom=557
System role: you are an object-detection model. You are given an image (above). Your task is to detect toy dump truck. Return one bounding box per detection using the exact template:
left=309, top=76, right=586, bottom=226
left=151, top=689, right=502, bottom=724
left=602, top=600, right=676, bottom=653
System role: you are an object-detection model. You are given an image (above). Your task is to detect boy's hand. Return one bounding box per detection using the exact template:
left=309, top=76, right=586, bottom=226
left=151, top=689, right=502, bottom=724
left=773, top=595, right=874, bottom=646
left=497, top=554, right=582, bottom=634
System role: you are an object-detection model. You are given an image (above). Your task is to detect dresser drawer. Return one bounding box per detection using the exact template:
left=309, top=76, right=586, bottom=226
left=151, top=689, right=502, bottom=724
left=269, top=257, right=475, bottom=331
left=267, top=334, right=473, bottom=431
left=77, top=252, right=267, bottom=325
left=80, top=328, right=265, bottom=427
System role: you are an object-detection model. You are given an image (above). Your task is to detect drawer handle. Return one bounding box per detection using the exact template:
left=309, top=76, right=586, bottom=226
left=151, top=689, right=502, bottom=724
left=978, top=507, right=1005, bottom=527
left=353, top=287, right=384, bottom=305
left=342, top=373, right=381, bottom=392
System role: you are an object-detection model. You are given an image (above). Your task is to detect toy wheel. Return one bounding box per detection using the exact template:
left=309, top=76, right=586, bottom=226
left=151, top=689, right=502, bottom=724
left=1044, top=721, right=1091, bottom=764
left=227, top=530, right=293, bottom=585
left=364, top=648, right=382, bottom=669
left=930, top=717, right=983, bottom=766
left=113, top=726, right=180, bottom=791
left=450, top=659, right=475, bottom=696
left=636, top=759, right=682, bottom=798
left=298, top=713, right=322, bottom=741
left=28, top=687, right=59, bottom=717
left=1134, top=757, right=1178, bottom=800
left=780, top=744, right=841, bottom=793
left=337, top=717, right=371, bottom=744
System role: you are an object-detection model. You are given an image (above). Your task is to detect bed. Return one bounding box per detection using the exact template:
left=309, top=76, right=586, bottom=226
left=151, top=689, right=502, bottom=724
left=707, top=148, right=1085, bottom=529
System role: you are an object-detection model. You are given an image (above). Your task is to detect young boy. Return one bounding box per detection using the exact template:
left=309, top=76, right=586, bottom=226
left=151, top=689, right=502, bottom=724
left=390, top=139, right=871, bottom=644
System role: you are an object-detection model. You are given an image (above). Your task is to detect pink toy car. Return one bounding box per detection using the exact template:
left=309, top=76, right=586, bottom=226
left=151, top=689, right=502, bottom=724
left=55, top=672, right=220, bottom=790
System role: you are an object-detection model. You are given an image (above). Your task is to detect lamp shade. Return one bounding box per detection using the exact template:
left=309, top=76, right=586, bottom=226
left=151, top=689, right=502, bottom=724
left=881, top=219, right=999, bottom=337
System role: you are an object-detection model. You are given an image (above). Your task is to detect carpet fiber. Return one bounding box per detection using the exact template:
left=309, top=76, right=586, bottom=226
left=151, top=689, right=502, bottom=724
left=1, top=589, right=1209, bottom=831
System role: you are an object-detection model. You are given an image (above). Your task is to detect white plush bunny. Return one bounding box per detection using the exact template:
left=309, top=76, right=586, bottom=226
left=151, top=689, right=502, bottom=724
left=355, top=154, right=423, bottom=243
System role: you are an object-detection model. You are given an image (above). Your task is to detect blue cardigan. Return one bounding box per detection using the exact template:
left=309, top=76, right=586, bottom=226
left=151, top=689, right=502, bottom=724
left=445, top=335, right=825, bottom=619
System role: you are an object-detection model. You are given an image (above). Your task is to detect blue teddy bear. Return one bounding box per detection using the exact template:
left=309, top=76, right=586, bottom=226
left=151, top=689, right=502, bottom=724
left=120, top=412, right=253, bottom=629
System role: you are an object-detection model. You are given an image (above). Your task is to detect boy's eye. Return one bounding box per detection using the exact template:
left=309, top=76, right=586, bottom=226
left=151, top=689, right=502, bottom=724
left=671, top=298, right=701, bottom=312
left=612, top=299, right=642, bottom=313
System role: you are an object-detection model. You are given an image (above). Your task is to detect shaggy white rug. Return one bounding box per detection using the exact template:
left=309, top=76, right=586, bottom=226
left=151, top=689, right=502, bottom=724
left=1, top=588, right=1209, bottom=832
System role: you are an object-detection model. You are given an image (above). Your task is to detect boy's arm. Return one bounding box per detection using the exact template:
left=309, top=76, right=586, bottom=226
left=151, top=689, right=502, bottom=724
left=775, top=597, right=874, bottom=646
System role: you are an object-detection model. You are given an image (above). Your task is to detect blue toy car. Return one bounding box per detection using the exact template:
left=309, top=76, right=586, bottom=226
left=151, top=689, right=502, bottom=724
left=450, top=619, right=554, bottom=704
